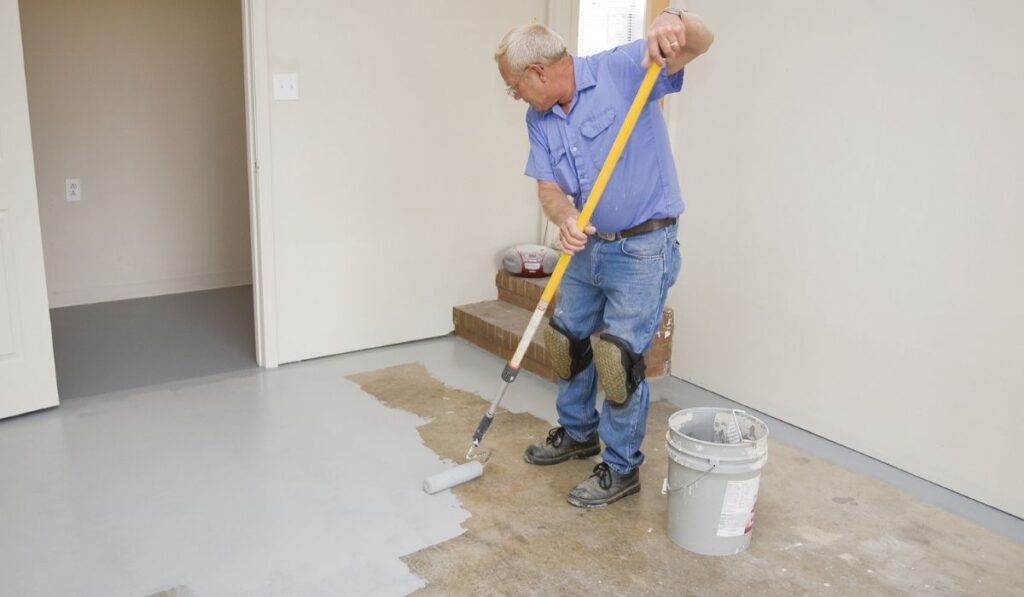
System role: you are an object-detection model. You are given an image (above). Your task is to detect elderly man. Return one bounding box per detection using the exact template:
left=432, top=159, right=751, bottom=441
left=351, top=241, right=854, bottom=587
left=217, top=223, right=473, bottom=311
left=495, top=9, right=713, bottom=507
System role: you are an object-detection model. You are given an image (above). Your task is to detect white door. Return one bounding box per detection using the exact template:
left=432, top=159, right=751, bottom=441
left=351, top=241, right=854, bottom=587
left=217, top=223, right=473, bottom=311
left=0, top=0, right=59, bottom=419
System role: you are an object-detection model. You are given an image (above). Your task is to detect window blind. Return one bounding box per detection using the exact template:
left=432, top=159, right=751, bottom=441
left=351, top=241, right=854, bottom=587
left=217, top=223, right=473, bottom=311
left=577, top=0, right=647, bottom=57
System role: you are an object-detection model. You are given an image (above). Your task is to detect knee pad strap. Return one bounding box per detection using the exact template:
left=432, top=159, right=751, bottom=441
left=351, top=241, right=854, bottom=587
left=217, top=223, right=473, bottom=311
left=594, top=333, right=646, bottom=406
left=544, top=320, right=593, bottom=381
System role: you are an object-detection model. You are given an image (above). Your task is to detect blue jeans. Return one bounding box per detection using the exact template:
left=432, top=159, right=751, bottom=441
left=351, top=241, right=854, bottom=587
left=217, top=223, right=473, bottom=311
left=551, top=224, right=681, bottom=474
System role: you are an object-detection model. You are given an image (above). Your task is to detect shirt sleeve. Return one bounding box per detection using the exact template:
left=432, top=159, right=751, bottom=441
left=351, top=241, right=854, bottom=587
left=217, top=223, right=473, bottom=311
left=523, top=112, right=555, bottom=182
left=606, top=39, right=684, bottom=102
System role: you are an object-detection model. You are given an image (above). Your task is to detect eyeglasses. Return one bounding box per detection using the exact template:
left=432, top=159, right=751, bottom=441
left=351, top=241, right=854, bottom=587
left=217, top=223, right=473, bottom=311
left=505, top=68, right=530, bottom=98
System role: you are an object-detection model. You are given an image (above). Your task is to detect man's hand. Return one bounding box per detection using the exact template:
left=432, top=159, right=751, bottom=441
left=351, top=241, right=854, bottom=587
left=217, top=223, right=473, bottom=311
left=559, top=215, right=595, bottom=256
left=642, top=11, right=686, bottom=69
left=537, top=180, right=594, bottom=256
left=641, top=10, right=714, bottom=75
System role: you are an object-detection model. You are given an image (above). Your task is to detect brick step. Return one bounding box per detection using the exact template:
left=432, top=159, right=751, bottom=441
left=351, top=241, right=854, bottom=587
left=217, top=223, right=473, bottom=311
left=495, top=270, right=555, bottom=316
left=453, top=299, right=672, bottom=384
left=454, top=300, right=555, bottom=382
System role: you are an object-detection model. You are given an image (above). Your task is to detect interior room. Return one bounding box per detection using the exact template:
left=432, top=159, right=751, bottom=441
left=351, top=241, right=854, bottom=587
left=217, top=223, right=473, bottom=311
left=18, top=0, right=257, bottom=399
left=1, top=0, right=1021, bottom=595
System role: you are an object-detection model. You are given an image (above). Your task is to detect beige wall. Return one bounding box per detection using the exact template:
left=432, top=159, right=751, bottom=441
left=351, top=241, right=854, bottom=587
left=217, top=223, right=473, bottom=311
left=20, top=0, right=251, bottom=307
left=260, top=1, right=547, bottom=362
left=667, top=0, right=1024, bottom=517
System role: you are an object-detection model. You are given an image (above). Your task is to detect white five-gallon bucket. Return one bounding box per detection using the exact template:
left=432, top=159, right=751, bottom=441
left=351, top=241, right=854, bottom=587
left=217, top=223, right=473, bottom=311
left=663, top=408, right=769, bottom=556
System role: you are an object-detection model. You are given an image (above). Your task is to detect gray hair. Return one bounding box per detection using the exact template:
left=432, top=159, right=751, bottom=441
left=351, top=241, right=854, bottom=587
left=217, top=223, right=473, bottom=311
left=494, top=24, right=567, bottom=72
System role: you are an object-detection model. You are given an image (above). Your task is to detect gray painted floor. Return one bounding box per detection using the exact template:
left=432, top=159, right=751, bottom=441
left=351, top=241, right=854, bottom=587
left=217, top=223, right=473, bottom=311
left=49, top=286, right=258, bottom=400
left=1, top=288, right=1019, bottom=595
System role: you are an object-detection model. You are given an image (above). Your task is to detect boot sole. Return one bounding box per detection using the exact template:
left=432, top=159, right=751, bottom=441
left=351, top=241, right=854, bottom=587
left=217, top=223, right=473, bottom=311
left=523, top=444, right=601, bottom=466
left=566, top=481, right=641, bottom=508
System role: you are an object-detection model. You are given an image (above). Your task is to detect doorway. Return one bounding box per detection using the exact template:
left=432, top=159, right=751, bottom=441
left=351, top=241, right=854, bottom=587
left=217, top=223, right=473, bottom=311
left=18, top=0, right=257, bottom=398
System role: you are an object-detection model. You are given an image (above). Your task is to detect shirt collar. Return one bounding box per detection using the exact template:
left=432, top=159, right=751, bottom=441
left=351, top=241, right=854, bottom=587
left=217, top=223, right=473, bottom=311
left=573, top=54, right=597, bottom=93
left=549, top=55, right=595, bottom=118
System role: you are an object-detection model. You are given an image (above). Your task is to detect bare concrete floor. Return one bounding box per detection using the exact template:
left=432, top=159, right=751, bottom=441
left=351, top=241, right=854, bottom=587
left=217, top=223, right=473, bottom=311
left=351, top=362, right=1024, bottom=596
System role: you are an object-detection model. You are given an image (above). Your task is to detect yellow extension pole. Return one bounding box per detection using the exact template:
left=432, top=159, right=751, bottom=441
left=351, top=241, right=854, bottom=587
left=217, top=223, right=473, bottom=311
left=541, top=63, right=662, bottom=305
left=468, top=63, right=663, bottom=458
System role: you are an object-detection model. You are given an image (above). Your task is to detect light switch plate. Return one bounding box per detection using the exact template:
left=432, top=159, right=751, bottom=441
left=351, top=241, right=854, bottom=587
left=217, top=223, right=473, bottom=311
left=273, top=73, right=299, bottom=100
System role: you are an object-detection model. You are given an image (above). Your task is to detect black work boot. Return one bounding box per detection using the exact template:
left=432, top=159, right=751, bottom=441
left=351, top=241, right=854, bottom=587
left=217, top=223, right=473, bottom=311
left=523, top=427, right=600, bottom=465
left=567, top=462, right=640, bottom=508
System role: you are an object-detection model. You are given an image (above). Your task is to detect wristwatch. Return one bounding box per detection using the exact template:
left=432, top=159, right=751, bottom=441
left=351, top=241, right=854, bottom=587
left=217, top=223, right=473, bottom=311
left=662, top=7, right=685, bottom=20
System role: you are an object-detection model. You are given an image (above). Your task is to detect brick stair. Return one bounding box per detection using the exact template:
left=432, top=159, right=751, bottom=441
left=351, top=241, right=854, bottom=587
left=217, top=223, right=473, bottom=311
left=453, top=270, right=672, bottom=383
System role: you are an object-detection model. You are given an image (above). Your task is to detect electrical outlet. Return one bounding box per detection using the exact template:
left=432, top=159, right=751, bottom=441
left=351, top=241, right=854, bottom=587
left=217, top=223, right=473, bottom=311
left=65, top=178, right=81, bottom=202
left=273, top=73, right=299, bottom=100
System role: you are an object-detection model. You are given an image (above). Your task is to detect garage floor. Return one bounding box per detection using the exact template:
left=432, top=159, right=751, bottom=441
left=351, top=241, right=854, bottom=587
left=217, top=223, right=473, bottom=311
left=3, top=288, right=1020, bottom=595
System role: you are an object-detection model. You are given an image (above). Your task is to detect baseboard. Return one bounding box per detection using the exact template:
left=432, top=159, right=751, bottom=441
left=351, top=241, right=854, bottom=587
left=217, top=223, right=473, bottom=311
left=47, top=270, right=253, bottom=308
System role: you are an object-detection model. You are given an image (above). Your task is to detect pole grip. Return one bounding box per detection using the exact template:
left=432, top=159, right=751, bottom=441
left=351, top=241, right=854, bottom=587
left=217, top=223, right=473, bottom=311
left=471, top=412, right=494, bottom=445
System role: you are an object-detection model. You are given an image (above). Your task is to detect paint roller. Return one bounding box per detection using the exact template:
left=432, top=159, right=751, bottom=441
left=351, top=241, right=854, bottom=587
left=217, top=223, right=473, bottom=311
left=423, top=460, right=484, bottom=494
left=421, top=62, right=663, bottom=494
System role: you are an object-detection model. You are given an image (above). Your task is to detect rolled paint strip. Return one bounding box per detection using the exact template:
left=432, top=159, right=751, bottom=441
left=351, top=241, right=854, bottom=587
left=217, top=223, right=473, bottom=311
left=422, top=460, right=484, bottom=494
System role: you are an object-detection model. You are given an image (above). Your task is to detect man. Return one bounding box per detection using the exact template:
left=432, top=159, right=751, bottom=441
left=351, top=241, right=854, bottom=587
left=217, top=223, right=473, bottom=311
left=495, top=9, right=713, bottom=507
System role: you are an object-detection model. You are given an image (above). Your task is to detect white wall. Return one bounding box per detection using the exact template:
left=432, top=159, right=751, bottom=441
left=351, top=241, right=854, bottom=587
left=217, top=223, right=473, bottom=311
left=667, top=0, right=1024, bottom=517
left=261, top=1, right=546, bottom=363
left=20, top=0, right=252, bottom=307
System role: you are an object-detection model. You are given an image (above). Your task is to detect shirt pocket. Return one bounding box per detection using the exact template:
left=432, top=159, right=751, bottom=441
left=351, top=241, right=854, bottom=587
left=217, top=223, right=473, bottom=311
left=549, top=141, right=580, bottom=198
left=580, top=108, right=617, bottom=171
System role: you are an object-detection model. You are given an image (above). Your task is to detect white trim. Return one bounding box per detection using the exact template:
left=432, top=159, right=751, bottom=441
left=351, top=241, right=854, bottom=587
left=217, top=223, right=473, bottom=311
left=548, top=0, right=579, bottom=55
left=538, top=0, right=579, bottom=248
left=242, top=0, right=279, bottom=368
left=47, top=270, right=253, bottom=308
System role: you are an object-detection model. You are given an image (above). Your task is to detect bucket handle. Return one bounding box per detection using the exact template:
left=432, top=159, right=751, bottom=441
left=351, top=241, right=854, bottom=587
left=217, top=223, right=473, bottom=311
left=661, top=463, right=717, bottom=496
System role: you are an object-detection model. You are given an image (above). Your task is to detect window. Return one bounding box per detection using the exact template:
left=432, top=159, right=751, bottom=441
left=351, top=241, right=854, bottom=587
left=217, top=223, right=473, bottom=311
left=576, top=0, right=647, bottom=57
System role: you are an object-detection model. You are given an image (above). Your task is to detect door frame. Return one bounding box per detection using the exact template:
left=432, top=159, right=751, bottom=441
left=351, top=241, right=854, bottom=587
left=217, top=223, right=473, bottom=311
left=241, top=0, right=278, bottom=368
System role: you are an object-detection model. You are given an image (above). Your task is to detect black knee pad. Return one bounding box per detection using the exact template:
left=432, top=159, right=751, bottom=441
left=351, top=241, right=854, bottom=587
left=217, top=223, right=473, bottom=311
left=544, top=319, right=593, bottom=381
left=593, top=333, right=646, bottom=406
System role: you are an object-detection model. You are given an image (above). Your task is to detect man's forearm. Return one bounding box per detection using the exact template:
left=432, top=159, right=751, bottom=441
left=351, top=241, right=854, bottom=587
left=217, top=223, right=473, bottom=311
left=538, top=184, right=577, bottom=226
left=682, top=12, right=714, bottom=57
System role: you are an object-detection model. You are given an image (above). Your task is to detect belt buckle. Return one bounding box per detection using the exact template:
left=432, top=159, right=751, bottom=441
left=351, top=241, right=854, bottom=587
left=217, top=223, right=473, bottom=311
left=597, top=231, right=618, bottom=242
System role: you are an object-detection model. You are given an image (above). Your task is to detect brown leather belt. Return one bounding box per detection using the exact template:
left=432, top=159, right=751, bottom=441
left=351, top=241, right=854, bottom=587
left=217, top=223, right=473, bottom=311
left=596, top=217, right=677, bottom=242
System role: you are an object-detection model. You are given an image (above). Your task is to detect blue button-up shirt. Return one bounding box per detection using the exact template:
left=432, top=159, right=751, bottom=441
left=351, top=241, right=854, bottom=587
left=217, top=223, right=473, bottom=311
left=524, top=39, right=685, bottom=233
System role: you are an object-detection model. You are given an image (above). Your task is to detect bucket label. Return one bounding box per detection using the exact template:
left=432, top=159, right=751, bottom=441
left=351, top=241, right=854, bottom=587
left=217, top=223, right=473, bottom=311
left=717, top=476, right=760, bottom=537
